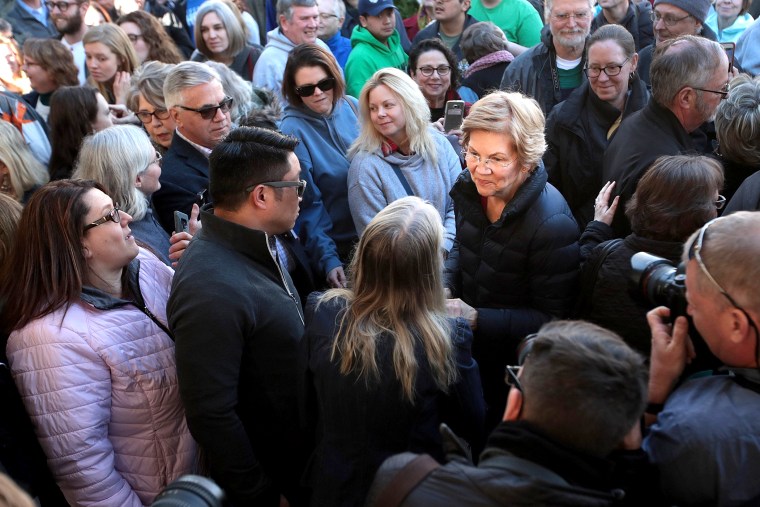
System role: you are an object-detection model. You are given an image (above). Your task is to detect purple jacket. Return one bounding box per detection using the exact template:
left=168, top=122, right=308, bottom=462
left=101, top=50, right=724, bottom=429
left=6, top=249, right=196, bottom=506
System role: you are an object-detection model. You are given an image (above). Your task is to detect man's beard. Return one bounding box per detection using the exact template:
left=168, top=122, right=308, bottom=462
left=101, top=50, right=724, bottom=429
left=56, top=11, right=84, bottom=35
left=554, top=30, right=587, bottom=53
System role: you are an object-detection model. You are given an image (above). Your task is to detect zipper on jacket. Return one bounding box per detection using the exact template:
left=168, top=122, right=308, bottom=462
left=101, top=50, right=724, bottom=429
left=266, top=234, right=305, bottom=326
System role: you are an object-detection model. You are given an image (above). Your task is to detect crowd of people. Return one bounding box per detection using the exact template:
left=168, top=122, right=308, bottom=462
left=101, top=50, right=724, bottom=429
left=0, top=0, right=759, bottom=505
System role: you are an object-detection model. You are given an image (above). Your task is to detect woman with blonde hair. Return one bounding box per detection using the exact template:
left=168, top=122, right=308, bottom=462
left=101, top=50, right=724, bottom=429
left=0, top=35, right=30, bottom=95
left=191, top=0, right=262, bottom=81
left=0, top=122, right=48, bottom=203
left=83, top=23, right=139, bottom=105
left=303, top=196, right=484, bottom=507
left=348, top=67, right=461, bottom=252
left=444, top=91, right=579, bottom=430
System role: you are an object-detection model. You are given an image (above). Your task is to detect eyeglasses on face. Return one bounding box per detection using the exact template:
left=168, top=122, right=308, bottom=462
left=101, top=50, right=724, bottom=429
left=650, top=10, right=691, bottom=26
left=319, top=12, right=338, bottom=20
left=45, top=0, right=78, bottom=10
left=463, top=149, right=516, bottom=171
left=136, top=108, right=171, bottom=124
left=504, top=365, right=523, bottom=392
left=176, top=96, right=233, bottom=120
left=687, top=218, right=759, bottom=348
left=84, top=206, right=121, bottom=231
left=693, top=82, right=731, bottom=100
left=147, top=151, right=162, bottom=170
left=715, top=195, right=726, bottom=210
left=550, top=10, right=591, bottom=22
left=245, top=179, right=307, bottom=198
left=417, top=65, right=451, bottom=77
left=295, top=77, right=336, bottom=97
left=585, top=58, right=630, bottom=78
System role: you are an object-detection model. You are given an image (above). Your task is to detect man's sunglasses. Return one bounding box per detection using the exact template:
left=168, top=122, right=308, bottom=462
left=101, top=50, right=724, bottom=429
left=295, top=77, right=336, bottom=97
left=176, top=96, right=233, bottom=120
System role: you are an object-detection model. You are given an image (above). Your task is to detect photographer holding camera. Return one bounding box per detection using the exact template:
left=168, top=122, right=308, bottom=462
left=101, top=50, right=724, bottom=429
left=643, top=211, right=760, bottom=506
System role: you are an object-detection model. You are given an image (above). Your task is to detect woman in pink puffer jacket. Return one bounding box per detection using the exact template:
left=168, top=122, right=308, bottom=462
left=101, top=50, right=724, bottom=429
left=1, top=180, right=196, bottom=507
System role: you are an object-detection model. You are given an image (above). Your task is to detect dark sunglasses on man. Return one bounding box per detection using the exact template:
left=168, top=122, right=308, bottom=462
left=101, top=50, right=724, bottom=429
left=176, top=96, right=234, bottom=120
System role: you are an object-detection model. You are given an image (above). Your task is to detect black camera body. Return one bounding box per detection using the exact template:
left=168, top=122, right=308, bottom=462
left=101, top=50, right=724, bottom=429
left=630, top=252, right=688, bottom=319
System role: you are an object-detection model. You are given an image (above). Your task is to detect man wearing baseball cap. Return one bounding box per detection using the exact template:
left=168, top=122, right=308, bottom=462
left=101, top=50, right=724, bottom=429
left=638, top=0, right=717, bottom=86
left=344, top=0, right=409, bottom=97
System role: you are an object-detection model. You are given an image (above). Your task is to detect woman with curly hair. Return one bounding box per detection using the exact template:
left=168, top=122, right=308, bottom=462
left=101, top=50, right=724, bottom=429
left=117, top=10, right=184, bottom=65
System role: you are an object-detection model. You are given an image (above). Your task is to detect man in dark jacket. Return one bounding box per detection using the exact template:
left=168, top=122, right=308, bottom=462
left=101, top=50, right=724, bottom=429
left=591, top=0, right=654, bottom=50
left=603, top=35, right=728, bottom=236
left=499, top=0, right=594, bottom=116
left=168, top=127, right=310, bottom=506
left=367, top=320, right=650, bottom=507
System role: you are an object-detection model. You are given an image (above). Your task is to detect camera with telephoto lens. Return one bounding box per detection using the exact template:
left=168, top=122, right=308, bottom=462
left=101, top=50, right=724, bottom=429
left=151, top=475, right=225, bottom=507
left=629, top=252, right=688, bottom=319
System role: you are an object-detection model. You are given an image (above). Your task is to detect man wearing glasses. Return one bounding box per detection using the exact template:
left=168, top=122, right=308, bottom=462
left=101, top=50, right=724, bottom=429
left=636, top=0, right=715, bottom=86
left=151, top=62, right=232, bottom=234
left=644, top=211, right=760, bottom=506
left=49, top=0, right=89, bottom=84
left=603, top=35, right=729, bottom=236
left=169, top=127, right=310, bottom=506
left=6, top=0, right=58, bottom=43
left=499, top=0, right=595, bottom=115
left=367, top=320, right=650, bottom=505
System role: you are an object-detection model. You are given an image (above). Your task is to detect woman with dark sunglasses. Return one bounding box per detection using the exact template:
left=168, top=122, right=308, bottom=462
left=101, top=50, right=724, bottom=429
left=0, top=179, right=197, bottom=507
left=280, top=43, right=360, bottom=289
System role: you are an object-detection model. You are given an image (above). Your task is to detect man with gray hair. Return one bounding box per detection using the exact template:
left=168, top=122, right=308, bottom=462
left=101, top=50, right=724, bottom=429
left=499, top=0, right=595, bottom=115
left=643, top=211, right=760, bottom=505
left=603, top=35, right=729, bottom=236
left=318, top=0, right=351, bottom=68
left=253, top=0, right=331, bottom=102
left=152, top=61, right=232, bottom=233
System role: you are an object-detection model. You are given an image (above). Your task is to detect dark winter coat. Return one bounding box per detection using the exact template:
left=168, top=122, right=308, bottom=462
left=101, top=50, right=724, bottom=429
left=725, top=169, right=760, bottom=213
left=545, top=75, right=649, bottom=226
left=590, top=1, right=654, bottom=51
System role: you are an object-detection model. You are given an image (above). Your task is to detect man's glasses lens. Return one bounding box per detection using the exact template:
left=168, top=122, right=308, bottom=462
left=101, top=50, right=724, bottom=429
left=178, top=97, right=233, bottom=120
left=245, top=180, right=307, bottom=197
left=295, top=77, right=336, bottom=97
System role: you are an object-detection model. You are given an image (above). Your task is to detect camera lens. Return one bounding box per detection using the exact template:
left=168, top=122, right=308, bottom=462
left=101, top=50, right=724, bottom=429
left=151, top=475, right=225, bottom=507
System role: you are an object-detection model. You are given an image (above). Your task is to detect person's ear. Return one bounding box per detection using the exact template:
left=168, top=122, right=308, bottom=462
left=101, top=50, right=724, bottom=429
left=359, top=14, right=368, bottom=27
left=503, top=386, right=523, bottom=422
left=81, top=242, right=92, bottom=259
left=135, top=173, right=143, bottom=188
left=630, top=52, right=639, bottom=72
left=169, top=106, right=181, bottom=125
left=248, top=184, right=268, bottom=209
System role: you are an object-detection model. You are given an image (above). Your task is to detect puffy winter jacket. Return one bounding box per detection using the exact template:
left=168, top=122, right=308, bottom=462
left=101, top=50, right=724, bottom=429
left=6, top=249, right=197, bottom=507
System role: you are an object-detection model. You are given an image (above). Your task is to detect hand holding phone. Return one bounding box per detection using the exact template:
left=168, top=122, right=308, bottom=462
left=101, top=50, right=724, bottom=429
left=443, top=100, right=465, bottom=133
left=174, top=211, right=189, bottom=234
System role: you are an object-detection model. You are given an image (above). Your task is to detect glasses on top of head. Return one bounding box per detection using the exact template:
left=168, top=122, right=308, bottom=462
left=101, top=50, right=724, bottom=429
left=650, top=10, right=692, bottom=27
left=136, top=108, right=171, bottom=124
left=417, top=65, right=451, bottom=77
left=295, top=77, right=336, bottom=97
left=504, top=365, right=523, bottom=392
left=551, top=10, right=591, bottom=22
left=462, top=148, right=516, bottom=171
left=687, top=218, right=759, bottom=343
left=693, top=82, right=731, bottom=100
left=45, top=0, right=78, bottom=10
left=245, top=179, right=307, bottom=198
left=176, top=96, right=233, bottom=120
left=585, top=58, right=630, bottom=78
left=84, top=205, right=121, bottom=231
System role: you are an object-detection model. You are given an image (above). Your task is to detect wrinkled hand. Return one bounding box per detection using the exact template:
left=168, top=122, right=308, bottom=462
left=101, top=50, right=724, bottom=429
left=647, top=306, right=695, bottom=403
left=446, top=298, right=478, bottom=330
left=327, top=266, right=347, bottom=288
left=112, top=70, right=132, bottom=106
left=594, top=180, right=619, bottom=225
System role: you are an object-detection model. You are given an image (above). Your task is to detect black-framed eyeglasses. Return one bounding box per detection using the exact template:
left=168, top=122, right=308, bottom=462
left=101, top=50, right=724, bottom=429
left=176, top=96, right=233, bottom=120
left=295, top=77, right=336, bottom=97
left=650, top=10, right=691, bottom=26
left=550, top=10, right=591, bottom=22
left=584, top=58, right=630, bottom=78
left=136, top=108, right=171, bottom=124
left=84, top=206, right=121, bottom=231
left=417, top=65, right=451, bottom=77
left=693, top=82, right=731, bottom=100
left=245, top=179, right=307, bottom=198
left=504, top=365, right=523, bottom=392
left=687, top=218, right=759, bottom=351
left=715, top=194, right=726, bottom=210
left=45, top=0, right=78, bottom=10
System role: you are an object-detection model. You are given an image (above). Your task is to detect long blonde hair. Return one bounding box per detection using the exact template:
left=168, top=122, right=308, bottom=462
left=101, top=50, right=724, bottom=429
left=349, top=67, right=437, bottom=165
left=0, top=122, right=48, bottom=202
left=321, top=196, right=456, bottom=402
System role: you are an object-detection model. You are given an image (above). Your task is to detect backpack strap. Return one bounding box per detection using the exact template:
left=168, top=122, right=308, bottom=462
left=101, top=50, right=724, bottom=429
left=573, top=238, right=624, bottom=318
left=373, top=454, right=440, bottom=507
left=389, top=163, right=414, bottom=196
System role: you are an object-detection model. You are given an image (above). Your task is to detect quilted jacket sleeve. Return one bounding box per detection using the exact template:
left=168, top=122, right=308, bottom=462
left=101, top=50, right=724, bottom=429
left=7, top=320, right=143, bottom=507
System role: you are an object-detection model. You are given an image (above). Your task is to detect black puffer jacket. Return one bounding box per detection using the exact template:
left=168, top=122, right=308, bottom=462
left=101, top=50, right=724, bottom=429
left=545, top=75, right=649, bottom=226
left=445, top=164, right=579, bottom=343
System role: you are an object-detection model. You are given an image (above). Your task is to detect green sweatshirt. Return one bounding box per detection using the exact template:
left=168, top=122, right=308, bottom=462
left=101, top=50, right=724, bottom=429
left=345, top=26, right=409, bottom=98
